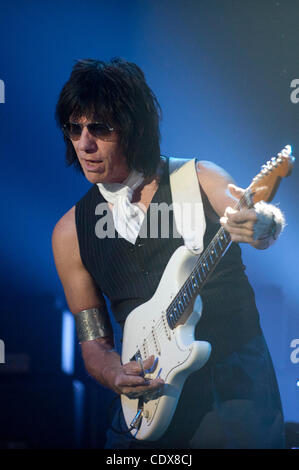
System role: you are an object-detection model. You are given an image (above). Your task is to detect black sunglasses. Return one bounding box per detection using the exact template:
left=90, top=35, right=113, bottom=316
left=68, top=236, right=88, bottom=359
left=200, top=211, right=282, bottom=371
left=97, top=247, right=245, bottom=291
left=62, top=122, right=116, bottom=141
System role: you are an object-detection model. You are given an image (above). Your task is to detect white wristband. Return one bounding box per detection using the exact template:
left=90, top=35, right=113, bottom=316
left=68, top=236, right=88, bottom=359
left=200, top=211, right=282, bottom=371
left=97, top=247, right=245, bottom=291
left=253, top=201, right=286, bottom=243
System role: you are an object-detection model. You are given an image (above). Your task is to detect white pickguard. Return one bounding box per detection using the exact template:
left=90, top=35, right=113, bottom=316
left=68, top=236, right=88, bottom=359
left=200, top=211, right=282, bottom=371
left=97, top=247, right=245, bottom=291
left=121, top=245, right=211, bottom=441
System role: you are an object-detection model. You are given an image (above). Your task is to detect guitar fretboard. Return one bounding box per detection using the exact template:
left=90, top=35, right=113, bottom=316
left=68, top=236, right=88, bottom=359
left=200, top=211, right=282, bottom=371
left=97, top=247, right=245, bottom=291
left=166, top=188, right=252, bottom=329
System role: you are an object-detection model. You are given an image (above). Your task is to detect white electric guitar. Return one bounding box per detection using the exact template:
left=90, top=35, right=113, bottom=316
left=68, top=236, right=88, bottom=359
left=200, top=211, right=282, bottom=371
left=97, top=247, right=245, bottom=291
left=121, top=146, right=294, bottom=441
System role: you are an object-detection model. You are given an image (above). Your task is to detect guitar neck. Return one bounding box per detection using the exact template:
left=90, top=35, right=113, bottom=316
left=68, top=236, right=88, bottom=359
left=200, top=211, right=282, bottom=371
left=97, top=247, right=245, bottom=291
left=166, top=188, right=253, bottom=330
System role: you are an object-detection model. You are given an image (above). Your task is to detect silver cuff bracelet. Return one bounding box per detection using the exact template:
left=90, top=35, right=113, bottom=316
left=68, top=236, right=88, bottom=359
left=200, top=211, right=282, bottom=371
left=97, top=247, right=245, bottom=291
left=74, top=307, right=113, bottom=343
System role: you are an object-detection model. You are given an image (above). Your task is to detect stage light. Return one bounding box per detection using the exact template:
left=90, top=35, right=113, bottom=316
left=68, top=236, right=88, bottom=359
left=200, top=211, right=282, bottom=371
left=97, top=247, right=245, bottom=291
left=61, top=310, right=75, bottom=375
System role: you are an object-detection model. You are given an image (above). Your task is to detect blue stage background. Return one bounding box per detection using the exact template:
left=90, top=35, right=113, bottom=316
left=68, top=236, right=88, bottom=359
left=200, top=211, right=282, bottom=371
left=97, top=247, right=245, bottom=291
left=0, top=0, right=298, bottom=448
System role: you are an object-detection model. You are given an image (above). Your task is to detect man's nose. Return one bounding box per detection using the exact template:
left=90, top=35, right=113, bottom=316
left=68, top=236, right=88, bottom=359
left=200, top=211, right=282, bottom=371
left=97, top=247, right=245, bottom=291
left=77, top=127, right=98, bottom=153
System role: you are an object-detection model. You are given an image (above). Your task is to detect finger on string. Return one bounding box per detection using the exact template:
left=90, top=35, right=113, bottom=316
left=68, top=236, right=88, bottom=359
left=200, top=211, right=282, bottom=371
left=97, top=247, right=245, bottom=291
left=230, top=234, right=255, bottom=244
left=228, top=209, right=257, bottom=224
left=227, top=183, right=245, bottom=199
left=123, top=355, right=155, bottom=376
left=223, top=207, right=257, bottom=224
left=220, top=218, right=255, bottom=232
left=221, top=224, right=254, bottom=237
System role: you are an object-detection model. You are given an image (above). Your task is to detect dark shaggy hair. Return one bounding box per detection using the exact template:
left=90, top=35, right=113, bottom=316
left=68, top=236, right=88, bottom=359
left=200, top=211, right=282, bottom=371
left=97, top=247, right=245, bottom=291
left=55, top=57, right=162, bottom=177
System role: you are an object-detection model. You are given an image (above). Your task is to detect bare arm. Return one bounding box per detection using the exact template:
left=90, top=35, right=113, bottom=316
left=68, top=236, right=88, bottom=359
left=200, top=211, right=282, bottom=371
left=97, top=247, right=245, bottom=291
left=52, top=206, right=163, bottom=397
left=196, top=160, right=270, bottom=249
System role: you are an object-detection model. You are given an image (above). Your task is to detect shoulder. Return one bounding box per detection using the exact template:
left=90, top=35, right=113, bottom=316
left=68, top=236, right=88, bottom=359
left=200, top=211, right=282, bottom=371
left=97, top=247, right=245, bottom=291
left=196, top=160, right=233, bottom=182
left=52, top=206, right=80, bottom=264
left=52, top=206, right=76, bottom=243
left=169, top=157, right=233, bottom=183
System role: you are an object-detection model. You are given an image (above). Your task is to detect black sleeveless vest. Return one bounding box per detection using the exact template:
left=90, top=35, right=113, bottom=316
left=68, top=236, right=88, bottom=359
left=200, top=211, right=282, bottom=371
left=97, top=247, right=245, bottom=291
left=75, top=158, right=261, bottom=361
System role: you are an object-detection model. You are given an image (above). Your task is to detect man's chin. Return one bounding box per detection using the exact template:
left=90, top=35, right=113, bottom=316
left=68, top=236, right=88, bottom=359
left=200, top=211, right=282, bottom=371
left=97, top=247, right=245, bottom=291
left=83, top=169, right=108, bottom=184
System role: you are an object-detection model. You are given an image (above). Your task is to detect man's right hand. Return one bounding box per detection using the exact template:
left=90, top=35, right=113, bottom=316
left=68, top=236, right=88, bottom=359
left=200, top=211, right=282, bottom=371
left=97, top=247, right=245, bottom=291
left=81, top=338, right=164, bottom=399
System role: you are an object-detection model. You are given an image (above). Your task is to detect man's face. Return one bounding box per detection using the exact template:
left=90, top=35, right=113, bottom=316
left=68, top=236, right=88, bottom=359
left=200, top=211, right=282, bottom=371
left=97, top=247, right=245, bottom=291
left=70, top=116, right=130, bottom=184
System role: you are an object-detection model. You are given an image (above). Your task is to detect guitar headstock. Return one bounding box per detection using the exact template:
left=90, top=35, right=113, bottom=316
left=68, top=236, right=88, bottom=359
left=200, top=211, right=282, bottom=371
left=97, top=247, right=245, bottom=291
left=249, top=145, right=295, bottom=204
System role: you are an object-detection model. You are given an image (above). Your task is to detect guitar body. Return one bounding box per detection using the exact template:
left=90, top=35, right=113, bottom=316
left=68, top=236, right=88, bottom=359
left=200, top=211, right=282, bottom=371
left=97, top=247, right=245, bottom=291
left=121, top=245, right=212, bottom=441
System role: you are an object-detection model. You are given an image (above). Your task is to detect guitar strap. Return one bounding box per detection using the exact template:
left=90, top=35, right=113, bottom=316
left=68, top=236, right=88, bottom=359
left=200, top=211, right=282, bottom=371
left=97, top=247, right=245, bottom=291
left=168, top=157, right=206, bottom=255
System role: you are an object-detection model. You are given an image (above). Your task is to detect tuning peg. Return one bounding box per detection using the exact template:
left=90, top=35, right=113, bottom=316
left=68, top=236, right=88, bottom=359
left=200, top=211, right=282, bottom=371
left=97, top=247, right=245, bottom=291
left=279, top=145, right=294, bottom=158
left=276, top=153, right=283, bottom=163
left=283, top=145, right=292, bottom=156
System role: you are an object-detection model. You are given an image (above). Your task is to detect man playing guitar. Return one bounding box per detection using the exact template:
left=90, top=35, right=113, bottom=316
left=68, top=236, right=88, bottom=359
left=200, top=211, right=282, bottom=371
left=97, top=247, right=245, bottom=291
left=52, top=58, right=286, bottom=449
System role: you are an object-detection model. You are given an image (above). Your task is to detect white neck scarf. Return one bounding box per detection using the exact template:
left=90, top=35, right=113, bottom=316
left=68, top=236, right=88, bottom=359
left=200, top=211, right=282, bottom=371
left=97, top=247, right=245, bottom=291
left=97, top=170, right=145, bottom=244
